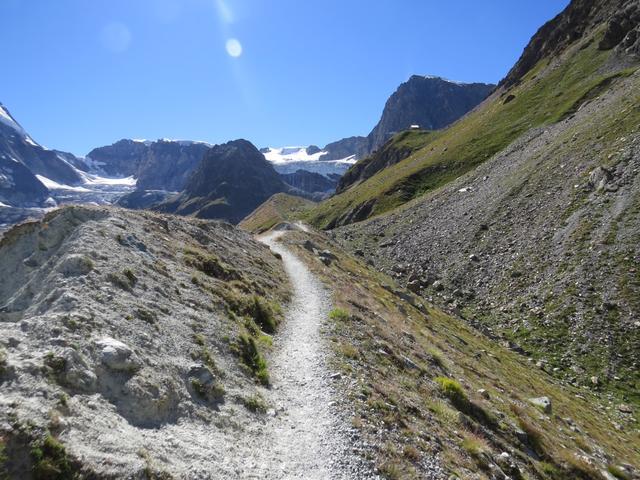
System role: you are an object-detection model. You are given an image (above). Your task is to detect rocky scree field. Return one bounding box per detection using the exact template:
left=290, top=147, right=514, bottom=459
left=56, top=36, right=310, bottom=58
left=0, top=205, right=327, bottom=478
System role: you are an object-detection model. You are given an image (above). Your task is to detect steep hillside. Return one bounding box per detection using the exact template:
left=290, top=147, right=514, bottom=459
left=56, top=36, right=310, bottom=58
left=0, top=205, right=296, bottom=478
left=157, top=139, right=289, bottom=224
left=271, top=226, right=639, bottom=479
left=337, top=130, right=434, bottom=194
left=306, top=2, right=640, bottom=229
left=325, top=1, right=640, bottom=407
left=239, top=193, right=316, bottom=233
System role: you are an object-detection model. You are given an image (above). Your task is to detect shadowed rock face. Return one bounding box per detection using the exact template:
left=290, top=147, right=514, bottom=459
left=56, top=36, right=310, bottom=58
left=0, top=156, right=49, bottom=207
left=86, top=139, right=210, bottom=191
left=157, top=139, right=289, bottom=223
left=280, top=170, right=337, bottom=195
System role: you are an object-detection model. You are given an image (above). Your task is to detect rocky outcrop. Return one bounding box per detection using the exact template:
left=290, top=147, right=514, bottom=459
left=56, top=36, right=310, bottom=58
left=157, top=139, right=290, bottom=223
left=0, top=157, right=49, bottom=207
left=85, top=139, right=149, bottom=177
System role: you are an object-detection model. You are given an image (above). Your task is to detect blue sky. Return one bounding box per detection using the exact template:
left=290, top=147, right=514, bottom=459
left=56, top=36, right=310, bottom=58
left=1, top=0, right=569, bottom=156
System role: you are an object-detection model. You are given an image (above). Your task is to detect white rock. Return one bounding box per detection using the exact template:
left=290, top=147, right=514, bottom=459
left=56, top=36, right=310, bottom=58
left=96, top=337, right=141, bottom=371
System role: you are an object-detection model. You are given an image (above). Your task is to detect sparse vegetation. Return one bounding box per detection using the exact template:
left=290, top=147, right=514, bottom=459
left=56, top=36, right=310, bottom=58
left=238, top=193, right=316, bottom=233
left=607, top=464, right=632, bottom=480
left=241, top=394, right=268, bottom=413
left=44, top=352, right=66, bottom=375
left=184, top=247, right=239, bottom=281
left=246, top=296, right=278, bottom=334
left=460, top=432, right=489, bottom=457
left=329, top=308, right=349, bottom=322
left=135, top=308, right=157, bottom=324
left=191, top=379, right=225, bottom=401
left=107, top=268, right=137, bottom=291
left=237, top=334, right=269, bottom=385
left=31, top=433, right=74, bottom=480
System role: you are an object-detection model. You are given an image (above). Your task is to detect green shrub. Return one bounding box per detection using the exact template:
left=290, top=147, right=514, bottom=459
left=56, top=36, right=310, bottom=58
left=248, top=296, right=277, bottom=334
left=329, top=308, right=349, bottom=322
left=607, top=464, right=632, bottom=480
left=242, top=394, right=268, bottom=413
left=185, top=248, right=238, bottom=280
left=435, top=377, right=465, bottom=404
left=106, top=269, right=137, bottom=291
left=135, top=308, right=157, bottom=324
left=31, top=434, right=73, bottom=480
left=191, top=379, right=225, bottom=401
left=123, top=269, right=137, bottom=285
left=238, top=334, right=269, bottom=385
left=44, top=353, right=66, bottom=374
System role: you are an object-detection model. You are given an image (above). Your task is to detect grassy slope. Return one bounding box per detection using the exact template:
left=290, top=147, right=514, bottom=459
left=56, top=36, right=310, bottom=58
left=306, top=30, right=631, bottom=229
left=238, top=193, right=316, bottom=233
left=283, top=228, right=639, bottom=479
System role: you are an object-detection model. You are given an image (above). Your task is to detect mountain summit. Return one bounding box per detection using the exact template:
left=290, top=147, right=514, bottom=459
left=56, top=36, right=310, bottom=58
left=157, top=139, right=289, bottom=223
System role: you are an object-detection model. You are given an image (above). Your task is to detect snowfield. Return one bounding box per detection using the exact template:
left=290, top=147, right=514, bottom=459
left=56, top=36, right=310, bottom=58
left=263, top=146, right=356, bottom=177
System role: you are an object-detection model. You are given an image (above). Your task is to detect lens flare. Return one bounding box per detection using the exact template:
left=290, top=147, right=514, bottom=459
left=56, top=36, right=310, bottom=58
left=225, top=38, right=243, bottom=58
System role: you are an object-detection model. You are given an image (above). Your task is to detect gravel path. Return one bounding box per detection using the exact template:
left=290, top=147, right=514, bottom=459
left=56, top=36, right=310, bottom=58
left=239, top=230, right=373, bottom=479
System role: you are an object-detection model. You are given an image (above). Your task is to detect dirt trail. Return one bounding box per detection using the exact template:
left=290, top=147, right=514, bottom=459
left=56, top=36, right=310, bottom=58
left=237, top=229, right=373, bottom=479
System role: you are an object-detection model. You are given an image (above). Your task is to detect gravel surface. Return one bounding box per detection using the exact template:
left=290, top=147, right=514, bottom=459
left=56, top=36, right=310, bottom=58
left=239, top=230, right=376, bottom=479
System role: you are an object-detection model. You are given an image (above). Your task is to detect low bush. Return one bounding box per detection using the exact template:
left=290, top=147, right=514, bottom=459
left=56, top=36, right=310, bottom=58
left=31, top=434, right=74, bottom=479
left=242, top=394, right=268, bottom=413
left=329, top=308, right=349, bottom=322
left=238, top=334, right=269, bottom=385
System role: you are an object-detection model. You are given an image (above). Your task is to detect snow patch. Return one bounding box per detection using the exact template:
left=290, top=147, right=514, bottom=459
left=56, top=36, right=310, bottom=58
left=35, top=175, right=91, bottom=192
left=263, top=146, right=327, bottom=164
left=422, top=75, right=467, bottom=85
left=0, top=103, right=27, bottom=136
left=80, top=172, right=137, bottom=187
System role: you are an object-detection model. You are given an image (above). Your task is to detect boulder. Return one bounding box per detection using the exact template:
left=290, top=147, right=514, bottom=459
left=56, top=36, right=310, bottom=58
left=96, top=338, right=141, bottom=372
left=528, top=396, right=552, bottom=414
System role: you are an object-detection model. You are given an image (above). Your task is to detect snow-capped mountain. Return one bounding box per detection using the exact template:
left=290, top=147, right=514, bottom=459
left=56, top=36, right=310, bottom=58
left=0, top=102, right=139, bottom=229
left=261, top=146, right=357, bottom=177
